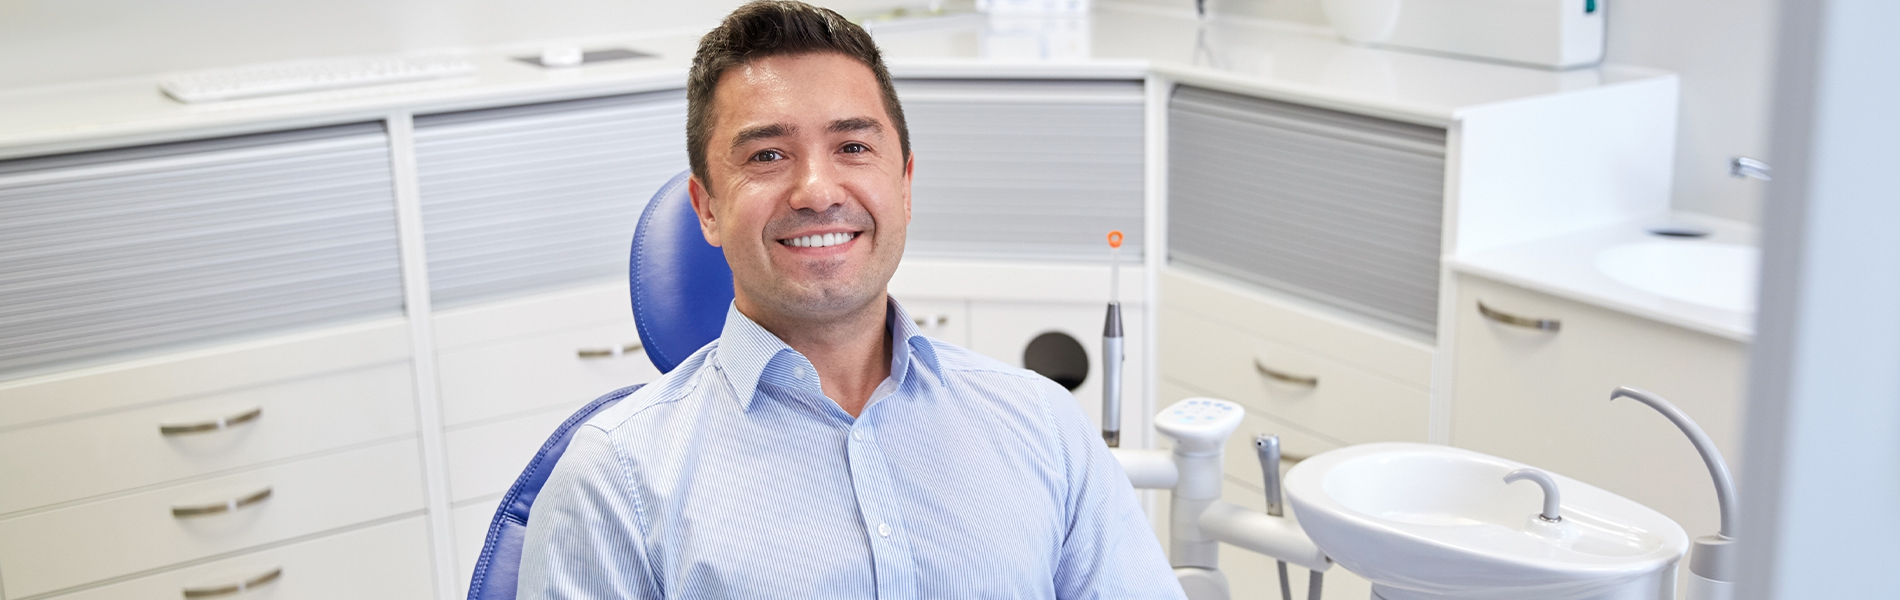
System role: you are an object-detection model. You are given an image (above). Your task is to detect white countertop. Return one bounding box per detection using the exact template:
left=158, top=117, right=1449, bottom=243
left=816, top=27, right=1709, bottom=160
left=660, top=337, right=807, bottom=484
left=0, top=3, right=1670, bottom=159
left=1448, top=213, right=1759, bottom=342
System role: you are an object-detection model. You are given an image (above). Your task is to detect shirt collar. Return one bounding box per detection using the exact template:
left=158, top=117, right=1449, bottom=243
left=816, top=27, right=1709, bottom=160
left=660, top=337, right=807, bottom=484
left=715, top=297, right=947, bottom=412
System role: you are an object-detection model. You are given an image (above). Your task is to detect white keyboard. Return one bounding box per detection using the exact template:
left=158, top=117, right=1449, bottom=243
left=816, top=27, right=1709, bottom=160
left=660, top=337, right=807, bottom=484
left=158, top=55, right=475, bottom=103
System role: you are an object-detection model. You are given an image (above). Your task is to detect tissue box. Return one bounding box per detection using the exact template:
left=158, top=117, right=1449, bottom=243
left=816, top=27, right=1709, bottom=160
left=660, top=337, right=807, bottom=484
left=1377, top=0, right=1605, bottom=69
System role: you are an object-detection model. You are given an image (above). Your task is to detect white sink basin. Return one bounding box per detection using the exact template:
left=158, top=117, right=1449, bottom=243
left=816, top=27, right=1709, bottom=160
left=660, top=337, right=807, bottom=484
left=1596, top=241, right=1759, bottom=313
left=1286, top=443, right=1688, bottom=600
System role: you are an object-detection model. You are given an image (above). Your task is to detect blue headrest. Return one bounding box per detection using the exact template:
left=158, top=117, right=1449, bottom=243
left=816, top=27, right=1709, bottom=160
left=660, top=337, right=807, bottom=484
left=629, top=170, right=735, bottom=373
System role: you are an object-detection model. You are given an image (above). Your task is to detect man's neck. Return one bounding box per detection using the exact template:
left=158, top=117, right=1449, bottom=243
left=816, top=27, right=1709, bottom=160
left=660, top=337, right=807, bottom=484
left=737, top=295, right=892, bottom=418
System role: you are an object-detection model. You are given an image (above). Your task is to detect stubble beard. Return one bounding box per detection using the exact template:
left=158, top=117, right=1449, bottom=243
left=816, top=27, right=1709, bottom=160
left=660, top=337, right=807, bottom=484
left=738, top=206, right=902, bottom=327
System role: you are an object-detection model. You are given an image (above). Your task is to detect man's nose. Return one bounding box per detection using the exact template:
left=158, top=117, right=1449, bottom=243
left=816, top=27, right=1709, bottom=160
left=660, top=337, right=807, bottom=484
left=788, top=157, right=847, bottom=213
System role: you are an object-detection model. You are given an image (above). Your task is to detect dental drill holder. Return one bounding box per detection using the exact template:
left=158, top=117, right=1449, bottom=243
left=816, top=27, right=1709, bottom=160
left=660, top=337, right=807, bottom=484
left=1113, top=398, right=1331, bottom=600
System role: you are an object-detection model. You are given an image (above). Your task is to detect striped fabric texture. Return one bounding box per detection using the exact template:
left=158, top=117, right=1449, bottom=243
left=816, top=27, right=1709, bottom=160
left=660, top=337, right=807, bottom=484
left=517, top=300, right=1184, bottom=599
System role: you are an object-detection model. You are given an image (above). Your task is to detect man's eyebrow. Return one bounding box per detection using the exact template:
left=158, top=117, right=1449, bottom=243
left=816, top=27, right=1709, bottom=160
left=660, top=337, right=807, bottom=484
left=829, top=117, right=884, bottom=135
left=730, top=123, right=793, bottom=149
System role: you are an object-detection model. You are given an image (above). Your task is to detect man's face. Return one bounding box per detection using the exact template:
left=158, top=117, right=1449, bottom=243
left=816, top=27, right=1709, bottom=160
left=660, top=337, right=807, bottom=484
left=689, top=52, right=912, bottom=325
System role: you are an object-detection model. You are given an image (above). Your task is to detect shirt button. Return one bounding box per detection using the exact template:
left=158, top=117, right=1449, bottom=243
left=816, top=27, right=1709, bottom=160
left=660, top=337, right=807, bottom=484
left=878, top=523, right=892, bottom=537
left=794, top=365, right=808, bottom=380
left=852, top=428, right=864, bottom=442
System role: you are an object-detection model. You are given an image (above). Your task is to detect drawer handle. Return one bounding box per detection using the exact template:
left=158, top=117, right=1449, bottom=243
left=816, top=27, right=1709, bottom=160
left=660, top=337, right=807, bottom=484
left=172, top=486, right=272, bottom=518
left=1253, top=359, right=1319, bottom=388
left=577, top=342, right=644, bottom=359
left=182, top=566, right=282, bottom=598
left=159, top=407, right=262, bottom=436
left=912, top=314, right=947, bottom=327
left=1477, top=301, right=1562, bottom=332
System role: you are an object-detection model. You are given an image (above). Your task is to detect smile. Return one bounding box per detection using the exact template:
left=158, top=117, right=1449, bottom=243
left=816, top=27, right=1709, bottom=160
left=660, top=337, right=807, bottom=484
left=781, top=232, right=859, bottom=248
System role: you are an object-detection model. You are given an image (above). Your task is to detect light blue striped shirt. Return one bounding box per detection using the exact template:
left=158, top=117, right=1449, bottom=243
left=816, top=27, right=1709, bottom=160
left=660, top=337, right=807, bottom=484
left=517, top=299, right=1183, bottom=599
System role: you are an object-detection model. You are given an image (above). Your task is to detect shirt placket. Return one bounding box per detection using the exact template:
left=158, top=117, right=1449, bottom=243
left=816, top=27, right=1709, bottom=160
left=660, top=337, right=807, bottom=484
left=844, top=411, right=919, bottom=600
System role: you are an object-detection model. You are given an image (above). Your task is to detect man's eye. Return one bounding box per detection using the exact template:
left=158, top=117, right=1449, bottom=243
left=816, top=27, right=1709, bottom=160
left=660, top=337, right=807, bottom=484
left=841, top=143, right=868, bottom=154
left=751, top=150, right=784, bottom=162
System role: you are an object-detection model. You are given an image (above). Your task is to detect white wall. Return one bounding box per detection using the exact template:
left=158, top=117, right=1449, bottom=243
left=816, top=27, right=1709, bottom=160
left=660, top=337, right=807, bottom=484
left=1116, top=0, right=1778, bottom=224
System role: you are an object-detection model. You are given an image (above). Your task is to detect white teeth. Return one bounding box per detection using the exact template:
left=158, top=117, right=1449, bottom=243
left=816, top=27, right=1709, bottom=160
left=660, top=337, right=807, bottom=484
left=785, top=232, right=855, bottom=248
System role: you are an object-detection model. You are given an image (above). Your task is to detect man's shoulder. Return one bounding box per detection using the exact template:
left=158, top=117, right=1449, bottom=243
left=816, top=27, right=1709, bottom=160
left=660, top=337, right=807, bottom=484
left=581, top=341, right=721, bottom=433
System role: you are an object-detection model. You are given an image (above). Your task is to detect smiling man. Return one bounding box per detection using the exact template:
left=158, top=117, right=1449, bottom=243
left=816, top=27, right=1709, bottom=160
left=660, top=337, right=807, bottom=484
left=515, top=2, right=1182, bottom=598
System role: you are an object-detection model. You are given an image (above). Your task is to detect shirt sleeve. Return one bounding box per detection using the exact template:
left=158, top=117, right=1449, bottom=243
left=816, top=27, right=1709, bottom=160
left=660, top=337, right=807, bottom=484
left=1043, top=379, right=1189, bottom=600
left=517, top=424, right=663, bottom=600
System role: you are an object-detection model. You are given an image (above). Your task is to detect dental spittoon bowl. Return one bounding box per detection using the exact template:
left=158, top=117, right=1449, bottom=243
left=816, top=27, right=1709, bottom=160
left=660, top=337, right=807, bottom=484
left=1286, top=443, right=1688, bottom=600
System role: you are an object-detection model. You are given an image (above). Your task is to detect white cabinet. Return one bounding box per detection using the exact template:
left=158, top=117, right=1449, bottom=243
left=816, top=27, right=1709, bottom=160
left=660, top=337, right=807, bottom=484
left=890, top=296, right=971, bottom=348
left=452, top=498, right=507, bottom=600
left=0, top=315, right=422, bottom=599
left=0, top=438, right=424, bottom=598
left=897, top=79, right=1147, bottom=262
left=1159, top=73, right=1680, bottom=455
left=0, top=123, right=405, bottom=381
left=45, top=517, right=434, bottom=600
left=1448, top=273, right=1746, bottom=543
left=1158, top=268, right=1434, bottom=461
left=431, top=283, right=657, bottom=428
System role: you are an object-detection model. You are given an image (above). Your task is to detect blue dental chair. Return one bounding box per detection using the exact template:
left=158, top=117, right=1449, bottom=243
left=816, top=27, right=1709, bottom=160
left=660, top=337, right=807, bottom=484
left=464, top=170, right=735, bottom=600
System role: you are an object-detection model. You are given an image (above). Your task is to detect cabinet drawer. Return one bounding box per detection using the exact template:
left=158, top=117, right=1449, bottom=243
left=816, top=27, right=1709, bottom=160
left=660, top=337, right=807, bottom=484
left=0, top=318, right=409, bottom=432
left=434, top=285, right=658, bottom=427
left=1161, top=267, right=1433, bottom=388
left=1160, top=307, right=1429, bottom=447
left=0, top=438, right=424, bottom=598
left=0, top=363, right=417, bottom=515
left=46, top=516, right=432, bottom=600
left=445, top=401, right=586, bottom=502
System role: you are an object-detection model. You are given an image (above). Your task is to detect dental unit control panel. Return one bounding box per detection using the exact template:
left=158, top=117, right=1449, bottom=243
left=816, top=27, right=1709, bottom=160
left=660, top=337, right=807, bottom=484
left=1154, top=398, right=1245, bottom=455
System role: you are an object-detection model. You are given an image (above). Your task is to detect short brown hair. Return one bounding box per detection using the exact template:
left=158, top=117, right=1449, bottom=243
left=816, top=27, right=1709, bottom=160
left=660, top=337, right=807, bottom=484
left=686, top=0, right=910, bottom=185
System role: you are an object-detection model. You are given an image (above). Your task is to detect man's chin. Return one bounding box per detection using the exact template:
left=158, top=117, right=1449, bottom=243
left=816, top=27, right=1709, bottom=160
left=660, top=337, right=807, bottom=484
left=775, top=283, right=881, bottom=319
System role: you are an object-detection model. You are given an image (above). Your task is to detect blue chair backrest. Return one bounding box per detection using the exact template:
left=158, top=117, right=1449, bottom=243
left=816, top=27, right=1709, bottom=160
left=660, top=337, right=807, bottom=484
left=630, top=170, right=735, bottom=373
left=464, top=169, right=735, bottom=600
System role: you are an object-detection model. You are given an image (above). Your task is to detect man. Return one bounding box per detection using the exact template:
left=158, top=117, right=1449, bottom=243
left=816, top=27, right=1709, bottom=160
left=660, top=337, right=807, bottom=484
left=517, top=2, right=1182, bottom=598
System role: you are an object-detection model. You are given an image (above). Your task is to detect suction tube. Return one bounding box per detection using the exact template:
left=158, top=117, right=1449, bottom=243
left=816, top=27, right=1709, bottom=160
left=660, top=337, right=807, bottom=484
left=1610, top=386, right=1739, bottom=589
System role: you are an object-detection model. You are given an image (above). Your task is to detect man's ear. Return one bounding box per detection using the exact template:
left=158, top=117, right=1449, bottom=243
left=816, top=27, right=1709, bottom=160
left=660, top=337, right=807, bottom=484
left=687, top=175, right=723, bottom=247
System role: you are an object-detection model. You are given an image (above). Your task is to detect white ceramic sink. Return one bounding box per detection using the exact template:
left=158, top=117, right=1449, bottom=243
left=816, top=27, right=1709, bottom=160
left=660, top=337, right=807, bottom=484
left=1596, top=241, right=1759, bottom=313
left=1285, top=443, right=1688, bottom=600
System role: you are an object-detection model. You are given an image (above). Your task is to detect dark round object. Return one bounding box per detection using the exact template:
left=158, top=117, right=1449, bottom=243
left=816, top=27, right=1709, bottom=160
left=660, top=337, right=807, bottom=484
left=1024, top=331, right=1089, bottom=391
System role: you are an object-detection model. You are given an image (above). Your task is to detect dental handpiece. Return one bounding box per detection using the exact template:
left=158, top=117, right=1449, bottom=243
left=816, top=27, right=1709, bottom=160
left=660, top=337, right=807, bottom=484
left=1102, top=231, right=1125, bottom=447
left=1257, top=434, right=1293, bottom=600
left=1255, top=433, right=1282, bottom=516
